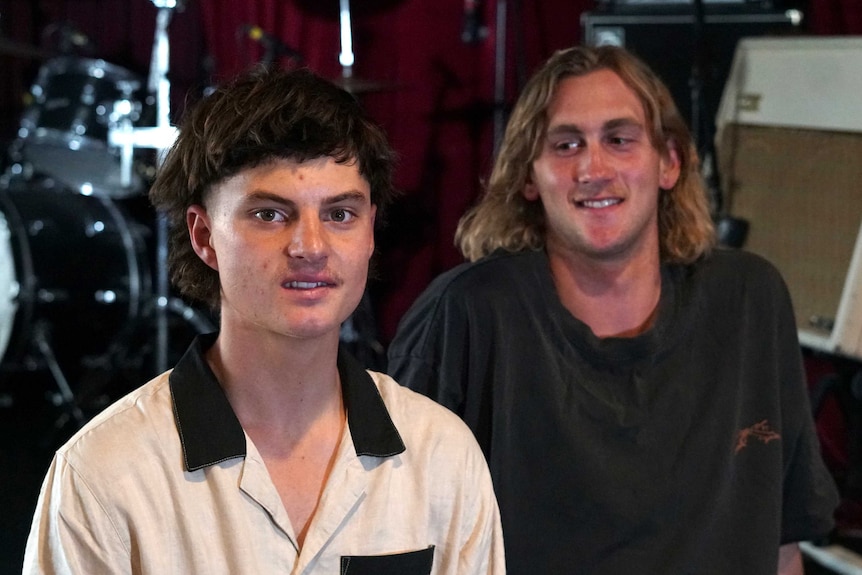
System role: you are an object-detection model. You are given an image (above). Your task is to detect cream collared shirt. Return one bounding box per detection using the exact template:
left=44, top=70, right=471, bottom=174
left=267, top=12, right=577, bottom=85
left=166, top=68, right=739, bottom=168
left=23, top=336, right=505, bottom=574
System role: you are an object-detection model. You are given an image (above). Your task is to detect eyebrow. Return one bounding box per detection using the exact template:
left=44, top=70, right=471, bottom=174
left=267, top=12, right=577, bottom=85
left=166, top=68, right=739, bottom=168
left=245, top=189, right=369, bottom=207
left=324, top=190, right=370, bottom=205
left=603, top=117, right=645, bottom=132
left=546, top=117, right=645, bottom=136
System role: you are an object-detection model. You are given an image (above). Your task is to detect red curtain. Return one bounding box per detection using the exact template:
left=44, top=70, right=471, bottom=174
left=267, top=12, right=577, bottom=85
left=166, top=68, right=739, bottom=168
left=809, top=0, right=862, bottom=33
left=0, top=0, right=595, bottom=340
left=193, top=0, right=597, bottom=340
left=0, top=0, right=860, bottom=340
left=2, top=0, right=861, bottom=535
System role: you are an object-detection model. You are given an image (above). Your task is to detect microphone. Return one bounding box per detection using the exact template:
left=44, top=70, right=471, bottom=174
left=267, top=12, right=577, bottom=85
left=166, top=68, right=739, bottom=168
left=67, top=29, right=92, bottom=48
left=49, top=22, right=95, bottom=53
left=238, top=24, right=303, bottom=62
left=461, top=0, right=488, bottom=44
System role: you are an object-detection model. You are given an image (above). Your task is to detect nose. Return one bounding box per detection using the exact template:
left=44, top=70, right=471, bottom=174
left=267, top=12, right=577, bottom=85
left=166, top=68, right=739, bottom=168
left=287, top=214, right=327, bottom=261
left=576, top=144, right=611, bottom=185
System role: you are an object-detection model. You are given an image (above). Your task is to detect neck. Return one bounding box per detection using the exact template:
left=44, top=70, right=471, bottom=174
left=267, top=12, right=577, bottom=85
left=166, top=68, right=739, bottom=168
left=547, top=248, right=662, bottom=339
left=206, top=328, right=344, bottom=437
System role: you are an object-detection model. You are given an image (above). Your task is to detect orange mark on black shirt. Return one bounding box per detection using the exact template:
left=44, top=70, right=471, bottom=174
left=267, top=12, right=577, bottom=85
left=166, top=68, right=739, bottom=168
left=735, top=420, right=781, bottom=453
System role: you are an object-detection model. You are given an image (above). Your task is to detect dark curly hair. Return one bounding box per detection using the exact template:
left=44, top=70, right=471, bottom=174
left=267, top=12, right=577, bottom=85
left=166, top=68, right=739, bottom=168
left=149, top=66, right=398, bottom=310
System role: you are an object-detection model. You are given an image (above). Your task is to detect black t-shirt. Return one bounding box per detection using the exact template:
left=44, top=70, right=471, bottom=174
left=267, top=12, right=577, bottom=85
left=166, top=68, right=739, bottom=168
left=388, top=248, right=838, bottom=575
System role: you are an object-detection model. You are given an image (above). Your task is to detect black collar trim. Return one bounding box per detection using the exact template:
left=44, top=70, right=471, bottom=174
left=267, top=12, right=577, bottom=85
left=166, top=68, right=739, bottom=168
left=170, top=333, right=405, bottom=472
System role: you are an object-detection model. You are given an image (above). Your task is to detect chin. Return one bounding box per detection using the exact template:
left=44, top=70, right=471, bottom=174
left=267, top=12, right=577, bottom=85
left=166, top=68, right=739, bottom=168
left=283, top=316, right=347, bottom=341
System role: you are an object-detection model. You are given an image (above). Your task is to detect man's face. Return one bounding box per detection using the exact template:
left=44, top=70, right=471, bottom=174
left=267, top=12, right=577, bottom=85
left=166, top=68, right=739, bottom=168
left=525, top=69, right=680, bottom=266
left=187, top=156, right=376, bottom=343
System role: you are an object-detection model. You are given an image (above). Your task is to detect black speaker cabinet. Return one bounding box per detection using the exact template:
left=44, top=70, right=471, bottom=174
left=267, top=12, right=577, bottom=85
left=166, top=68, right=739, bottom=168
left=581, top=6, right=802, bottom=139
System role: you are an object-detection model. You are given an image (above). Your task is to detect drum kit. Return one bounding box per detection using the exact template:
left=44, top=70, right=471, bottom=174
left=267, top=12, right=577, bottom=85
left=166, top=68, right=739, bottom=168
left=0, top=0, right=214, bottom=425
left=0, top=0, right=394, bottom=427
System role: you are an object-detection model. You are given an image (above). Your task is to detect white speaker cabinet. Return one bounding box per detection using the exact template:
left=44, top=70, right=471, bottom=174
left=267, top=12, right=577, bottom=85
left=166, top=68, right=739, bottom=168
left=716, top=37, right=862, bottom=362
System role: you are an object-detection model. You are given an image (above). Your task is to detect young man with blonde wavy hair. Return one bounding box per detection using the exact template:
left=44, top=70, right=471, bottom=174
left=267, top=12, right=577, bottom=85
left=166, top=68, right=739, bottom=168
left=388, top=45, right=837, bottom=574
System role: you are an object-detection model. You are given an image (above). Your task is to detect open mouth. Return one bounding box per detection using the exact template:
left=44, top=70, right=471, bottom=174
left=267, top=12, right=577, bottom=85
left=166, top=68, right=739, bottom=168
left=284, top=281, right=331, bottom=289
left=577, top=198, right=622, bottom=209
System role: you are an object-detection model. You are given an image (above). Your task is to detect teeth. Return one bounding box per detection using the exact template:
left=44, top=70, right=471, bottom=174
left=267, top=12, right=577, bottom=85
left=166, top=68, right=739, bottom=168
left=287, top=281, right=327, bottom=289
left=581, top=198, right=620, bottom=208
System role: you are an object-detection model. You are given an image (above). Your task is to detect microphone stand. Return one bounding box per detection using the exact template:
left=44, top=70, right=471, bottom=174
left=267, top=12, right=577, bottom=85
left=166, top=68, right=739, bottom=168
left=689, top=0, right=747, bottom=247
left=690, top=1, right=720, bottom=218
left=492, top=0, right=507, bottom=154
left=690, top=0, right=706, bottom=154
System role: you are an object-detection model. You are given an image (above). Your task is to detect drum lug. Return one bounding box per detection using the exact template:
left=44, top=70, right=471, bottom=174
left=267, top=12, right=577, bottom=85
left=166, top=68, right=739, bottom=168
left=94, top=290, right=118, bottom=304
left=37, top=288, right=68, bottom=303
left=27, top=218, right=46, bottom=236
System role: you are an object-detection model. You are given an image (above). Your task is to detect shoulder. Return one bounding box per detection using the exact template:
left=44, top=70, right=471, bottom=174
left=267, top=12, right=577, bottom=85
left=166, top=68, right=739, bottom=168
left=369, top=370, right=485, bottom=454
left=684, top=248, right=789, bottom=299
left=400, top=249, right=545, bottom=322
left=428, top=248, right=545, bottom=295
left=56, top=373, right=175, bottom=475
left=389, top=250, right=546, bottom=369
left=673, top=248, right=796, bottom=334
left=696, top=248, right=783, bottom=281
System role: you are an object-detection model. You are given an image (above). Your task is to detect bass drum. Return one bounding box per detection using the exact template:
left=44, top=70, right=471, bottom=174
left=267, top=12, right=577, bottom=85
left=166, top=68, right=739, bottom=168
left=0, top=175, right=151, bottom=375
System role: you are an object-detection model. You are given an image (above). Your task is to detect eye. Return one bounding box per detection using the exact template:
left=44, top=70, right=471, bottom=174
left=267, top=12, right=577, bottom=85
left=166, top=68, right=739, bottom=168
left=606, top=126, right=643, bottom=148
left=329, top=208, right=355, bottom=223
left=551, top=138, right=581, bottom=156
left=254, top=208, right=285, bottom=223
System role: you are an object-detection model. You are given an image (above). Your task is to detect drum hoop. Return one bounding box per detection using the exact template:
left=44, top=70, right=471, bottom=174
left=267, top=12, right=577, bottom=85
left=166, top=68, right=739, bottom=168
left=0, top=209, right=17, bottom=362
left=0, top=187, right=37, bottom=364
left=93, top=193, right=147, bottom=322
left=39, top=56, right=143, bottom=86
left=21, top=130, right=111, bottom=153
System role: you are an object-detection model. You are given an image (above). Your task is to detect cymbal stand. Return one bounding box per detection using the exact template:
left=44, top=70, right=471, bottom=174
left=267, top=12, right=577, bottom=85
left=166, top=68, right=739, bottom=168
left=338, top=0, right=355, bottom=81
left=110, top=0, right=211, bottom=376
left=150, top=1, right=175, bottom=375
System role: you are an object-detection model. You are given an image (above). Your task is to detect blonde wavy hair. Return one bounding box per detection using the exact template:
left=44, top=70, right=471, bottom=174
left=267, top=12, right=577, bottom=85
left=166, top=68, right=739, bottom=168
left=456, top=45, right=715, bottom=263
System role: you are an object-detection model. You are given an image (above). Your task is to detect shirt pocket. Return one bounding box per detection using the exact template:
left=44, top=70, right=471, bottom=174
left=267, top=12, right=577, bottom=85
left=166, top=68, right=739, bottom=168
left=340, top=545, right=434, bottom=575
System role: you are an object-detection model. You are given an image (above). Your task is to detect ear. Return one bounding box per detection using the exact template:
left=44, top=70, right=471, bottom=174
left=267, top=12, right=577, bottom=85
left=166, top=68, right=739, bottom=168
left=659, top=139, right=682, bottom=190
left=187, top=204, right=219, bottom=271
left=368, top=204, right=377, bottom=258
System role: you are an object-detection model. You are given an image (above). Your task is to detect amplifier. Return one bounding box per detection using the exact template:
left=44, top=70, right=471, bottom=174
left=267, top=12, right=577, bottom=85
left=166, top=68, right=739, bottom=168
left=716, top=37, right=862, bottom=362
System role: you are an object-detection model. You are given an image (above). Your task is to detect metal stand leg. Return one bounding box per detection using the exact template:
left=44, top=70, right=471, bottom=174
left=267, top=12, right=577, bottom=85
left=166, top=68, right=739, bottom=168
left=165, top=296, right=216, bottom=335
left=32, top=323, right=85, bottom=427
left=155, top=212, right=170, bottom=374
